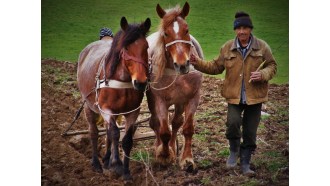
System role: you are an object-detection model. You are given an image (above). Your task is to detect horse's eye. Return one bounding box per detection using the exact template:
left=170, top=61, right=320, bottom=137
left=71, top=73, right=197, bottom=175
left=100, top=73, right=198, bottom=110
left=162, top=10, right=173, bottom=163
left=186, top=30, right=189, bottom=35
left=164, top=33, right=168, bottom=37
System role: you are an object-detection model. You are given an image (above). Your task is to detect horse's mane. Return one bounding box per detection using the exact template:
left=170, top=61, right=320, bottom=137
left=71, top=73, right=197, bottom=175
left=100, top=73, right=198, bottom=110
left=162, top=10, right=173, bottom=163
left=106, top=24, right=148, bottom=78
left=153, top=5, right=183, bottom=80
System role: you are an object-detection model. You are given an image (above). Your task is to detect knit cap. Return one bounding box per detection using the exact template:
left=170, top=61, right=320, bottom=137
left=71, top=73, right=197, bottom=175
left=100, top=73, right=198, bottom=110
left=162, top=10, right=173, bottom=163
left=99, top=27, right=113, bottom=39
left=233, top=11, right=253, bottom=30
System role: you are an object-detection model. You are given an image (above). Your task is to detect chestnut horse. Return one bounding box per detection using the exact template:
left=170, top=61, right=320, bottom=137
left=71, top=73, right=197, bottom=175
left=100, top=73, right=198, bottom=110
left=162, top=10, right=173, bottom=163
left=77, top=17, right=151, bottom=181
left=146, top=2, right=204, bottom=171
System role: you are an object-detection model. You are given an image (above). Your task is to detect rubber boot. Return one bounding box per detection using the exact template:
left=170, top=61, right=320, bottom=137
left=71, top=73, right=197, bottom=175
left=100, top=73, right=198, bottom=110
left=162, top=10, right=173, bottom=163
left=240, top=148, right=255, bottom=176
left=226, top=139, right=240, bottom=169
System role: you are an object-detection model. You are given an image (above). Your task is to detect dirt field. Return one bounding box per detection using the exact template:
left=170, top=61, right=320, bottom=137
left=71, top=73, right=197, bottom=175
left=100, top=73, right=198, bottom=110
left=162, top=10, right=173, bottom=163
left=41, top=59, right=289, bottom=186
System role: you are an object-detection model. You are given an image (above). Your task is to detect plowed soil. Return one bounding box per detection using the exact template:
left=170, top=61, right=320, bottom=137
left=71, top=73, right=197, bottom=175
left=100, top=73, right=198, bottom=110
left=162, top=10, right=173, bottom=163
left=41, top=59, right=289, bottom=186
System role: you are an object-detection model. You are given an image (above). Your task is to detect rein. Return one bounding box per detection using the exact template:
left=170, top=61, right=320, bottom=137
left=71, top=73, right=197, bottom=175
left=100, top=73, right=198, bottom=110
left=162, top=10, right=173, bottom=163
left=121, top=49, right=148, bottom=70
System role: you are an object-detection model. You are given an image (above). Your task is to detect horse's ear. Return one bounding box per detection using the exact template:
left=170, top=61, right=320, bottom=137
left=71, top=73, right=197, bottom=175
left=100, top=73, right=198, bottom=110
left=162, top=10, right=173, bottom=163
left=120, top=16, right=129, bottom=31
left=156, top=4, right=166, bottom=18
left=180, top=2, right=190, bottom=19
left=141, top=18, right=151, bottom=33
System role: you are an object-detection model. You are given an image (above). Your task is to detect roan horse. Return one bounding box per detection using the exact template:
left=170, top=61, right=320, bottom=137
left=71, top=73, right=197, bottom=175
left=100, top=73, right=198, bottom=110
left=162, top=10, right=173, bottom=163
left=77, top=17, right=151, bottom=181
left=146, top=2, right=204, bottom=171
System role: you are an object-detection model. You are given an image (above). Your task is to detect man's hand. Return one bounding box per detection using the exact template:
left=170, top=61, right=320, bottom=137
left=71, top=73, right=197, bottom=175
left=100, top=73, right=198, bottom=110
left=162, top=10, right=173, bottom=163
left=189, top=53, right=199, bottom=66
left=249, top=71, right=262, bottom=82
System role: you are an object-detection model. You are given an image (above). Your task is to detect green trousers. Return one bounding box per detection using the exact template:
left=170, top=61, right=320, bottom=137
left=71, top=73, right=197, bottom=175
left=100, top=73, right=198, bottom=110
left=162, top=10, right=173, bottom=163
left=225, top=103, right=262, bottom=151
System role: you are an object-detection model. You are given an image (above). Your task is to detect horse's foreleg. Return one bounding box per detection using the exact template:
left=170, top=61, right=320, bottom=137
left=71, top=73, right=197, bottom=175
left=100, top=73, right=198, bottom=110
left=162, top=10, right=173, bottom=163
left=180, top=113, right=196, bottom=171
left=149, top=114, right=161, bottom=148
left=170, top=105, right=184, bottom=156
left=109, top=117, right=123, bottom=176
left=121, top=126, right=134, bottom=181
left=157, top=119, right=175, bottom=165
left=180, top=97, right=200, bottom=171
left=121, top=112, right=139, bottom=182
left=157, top=117, right=175, bottom=165
left=102, top=121, right=111, bottom=169
left=84, top=107, right=103, bottom=173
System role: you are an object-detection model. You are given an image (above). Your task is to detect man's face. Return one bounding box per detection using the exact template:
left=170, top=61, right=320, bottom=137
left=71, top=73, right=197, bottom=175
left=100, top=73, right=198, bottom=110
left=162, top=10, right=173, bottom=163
left=235, top=26, right=252, bottom=43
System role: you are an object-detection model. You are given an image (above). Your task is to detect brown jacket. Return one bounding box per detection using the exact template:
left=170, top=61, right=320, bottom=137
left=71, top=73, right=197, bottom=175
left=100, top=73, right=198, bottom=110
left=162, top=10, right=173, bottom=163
left=194, top=35, right=277, bottom=105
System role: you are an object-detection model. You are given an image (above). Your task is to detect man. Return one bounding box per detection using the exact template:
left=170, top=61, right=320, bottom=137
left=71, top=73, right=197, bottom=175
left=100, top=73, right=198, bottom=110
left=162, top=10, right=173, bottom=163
left=99, top=27, right=113, bottom=40
left=190, top=11, right=277, bottom=176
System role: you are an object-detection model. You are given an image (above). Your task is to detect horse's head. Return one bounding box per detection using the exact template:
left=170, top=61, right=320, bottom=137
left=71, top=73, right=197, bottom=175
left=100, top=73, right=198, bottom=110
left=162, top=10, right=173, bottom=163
left=107, top=17, right=151, bottom=91
left=157, top=2, right=192, bottom=74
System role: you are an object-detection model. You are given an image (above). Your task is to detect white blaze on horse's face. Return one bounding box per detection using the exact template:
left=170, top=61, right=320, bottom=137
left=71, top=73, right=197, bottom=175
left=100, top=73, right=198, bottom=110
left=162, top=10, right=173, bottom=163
left=173, top=21, right=179, bottom=35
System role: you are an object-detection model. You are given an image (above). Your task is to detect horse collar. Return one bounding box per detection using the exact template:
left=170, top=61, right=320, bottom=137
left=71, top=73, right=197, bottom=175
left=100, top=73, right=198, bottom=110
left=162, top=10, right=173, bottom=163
left=98, top=79, right=133, bottom=89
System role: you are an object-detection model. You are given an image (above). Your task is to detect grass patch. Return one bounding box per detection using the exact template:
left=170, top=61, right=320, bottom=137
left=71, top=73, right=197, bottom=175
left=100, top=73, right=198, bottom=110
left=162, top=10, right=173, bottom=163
left=201, top=176, right=211, bottom=185
left=195, top=111, right=221, bottom=122
left=265, top=151, right=281, bottom=158
left=242, top=179, right=260, bottom=186
left=42, top=0, right=288, bottom=84
left=217, top=148, right=230, bottom=158
left=131, top=150, right=153, bottom=163
left=261, top=114, right=270, bottom=121
left=194, top=133, right=207, bottom=142
left=198, top=159, right=212, bottom=168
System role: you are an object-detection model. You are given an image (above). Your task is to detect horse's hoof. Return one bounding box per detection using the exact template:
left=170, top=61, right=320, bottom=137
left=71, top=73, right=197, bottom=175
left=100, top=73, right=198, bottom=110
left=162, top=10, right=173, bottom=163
left=184, top=161, right=198, bottom=174
left=112, top=165, right=124, bottom=177
left=123, top=173, right=133, bottom=183
left=156, top=144, right=176, bottom=165
left=92, top=159, right=103, bottom=173
left=92, top=166, right=103, bottom=173
left=180, top=158, right=197, bottom=173
left=103, top=161, right=110, bottom=170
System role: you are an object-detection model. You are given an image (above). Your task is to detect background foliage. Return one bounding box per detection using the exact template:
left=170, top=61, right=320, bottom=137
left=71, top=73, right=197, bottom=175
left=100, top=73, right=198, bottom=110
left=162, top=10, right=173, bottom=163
left=42, top=0, right=288, bottom=83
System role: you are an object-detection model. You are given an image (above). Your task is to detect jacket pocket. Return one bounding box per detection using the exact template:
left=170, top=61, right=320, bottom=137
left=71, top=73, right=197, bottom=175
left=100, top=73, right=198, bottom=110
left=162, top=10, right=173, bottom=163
left=249, top=51, right=264, bottom=68
left=224, top=53, right=237, bottom=69
left=254, top=82, right=268, bottom=98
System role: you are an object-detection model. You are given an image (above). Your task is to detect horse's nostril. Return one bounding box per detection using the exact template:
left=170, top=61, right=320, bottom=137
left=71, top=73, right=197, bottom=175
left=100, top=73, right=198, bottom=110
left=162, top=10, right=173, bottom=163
left=173, top=62, right=179, bottom=68
left=133, top=80, right=147, bottom=91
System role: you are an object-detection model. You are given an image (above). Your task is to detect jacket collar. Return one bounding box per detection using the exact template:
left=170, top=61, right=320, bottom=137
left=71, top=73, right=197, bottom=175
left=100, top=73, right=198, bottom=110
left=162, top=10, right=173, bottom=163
left=230, top=34, right=260, bottom=51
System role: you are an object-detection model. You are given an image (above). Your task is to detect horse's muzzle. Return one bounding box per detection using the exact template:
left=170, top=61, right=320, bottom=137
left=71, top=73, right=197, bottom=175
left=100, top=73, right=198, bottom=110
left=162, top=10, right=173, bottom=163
left=133, top=80, right=148, bottom=91
left=174, top=60, right=190, bottom=74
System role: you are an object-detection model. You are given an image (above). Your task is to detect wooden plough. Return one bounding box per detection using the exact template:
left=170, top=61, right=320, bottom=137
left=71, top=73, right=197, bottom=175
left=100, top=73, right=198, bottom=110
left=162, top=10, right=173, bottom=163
left=62, top=116, right=156, bottom=143
left=61, top=104, right=174, bottom=143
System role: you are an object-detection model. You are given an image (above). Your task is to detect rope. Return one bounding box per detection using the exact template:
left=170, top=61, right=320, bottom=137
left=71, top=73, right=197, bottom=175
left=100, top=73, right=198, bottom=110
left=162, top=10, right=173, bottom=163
left=97, top=103, right=141, bottom=116
left=148, top=73, right=178, bottom=91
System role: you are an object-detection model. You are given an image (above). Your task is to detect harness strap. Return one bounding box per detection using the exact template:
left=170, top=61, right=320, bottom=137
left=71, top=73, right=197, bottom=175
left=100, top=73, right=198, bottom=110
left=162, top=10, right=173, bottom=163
left=165, top=40, right=193, bottom=48
left=121, top=49, right=148, bottom=69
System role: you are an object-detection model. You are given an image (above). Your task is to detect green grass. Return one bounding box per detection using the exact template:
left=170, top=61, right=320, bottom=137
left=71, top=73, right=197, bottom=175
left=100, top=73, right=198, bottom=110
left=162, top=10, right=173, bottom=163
left=198, top=159, right=212, bottom=168
left=217, top=148, right=230, bottom=158
left=42, top=0, right=288, bottom=83
left=131, top=150, right=153, bottom=162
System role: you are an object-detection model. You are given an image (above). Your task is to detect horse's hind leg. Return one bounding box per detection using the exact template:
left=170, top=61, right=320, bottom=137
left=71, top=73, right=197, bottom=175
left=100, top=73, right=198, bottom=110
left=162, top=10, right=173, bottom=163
left=84, top=107, right=103, bottom=173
